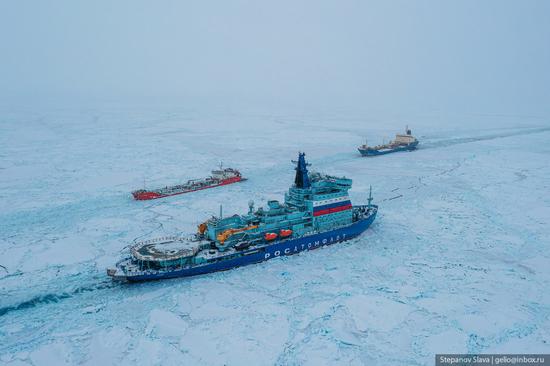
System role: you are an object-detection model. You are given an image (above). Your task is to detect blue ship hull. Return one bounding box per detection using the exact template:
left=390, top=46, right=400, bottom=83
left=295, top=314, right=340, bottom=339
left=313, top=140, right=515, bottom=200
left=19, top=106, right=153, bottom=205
left=358, top=141, right=418, bottom=156
left=124, top=209, right=377, bottom=282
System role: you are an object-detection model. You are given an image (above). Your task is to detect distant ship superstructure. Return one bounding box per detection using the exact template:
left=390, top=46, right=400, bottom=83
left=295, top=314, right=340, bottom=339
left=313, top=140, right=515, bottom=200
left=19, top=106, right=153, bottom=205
left=132, top=167, right=245, bottom=200
left=358, top=127, right=419, bottom=156
left=109, top=153, right=377, bottom=282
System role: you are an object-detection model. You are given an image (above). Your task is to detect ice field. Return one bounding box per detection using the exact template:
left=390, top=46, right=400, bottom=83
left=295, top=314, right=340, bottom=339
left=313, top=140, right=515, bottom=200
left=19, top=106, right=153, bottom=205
left=1, top=107, right=550, bottom=365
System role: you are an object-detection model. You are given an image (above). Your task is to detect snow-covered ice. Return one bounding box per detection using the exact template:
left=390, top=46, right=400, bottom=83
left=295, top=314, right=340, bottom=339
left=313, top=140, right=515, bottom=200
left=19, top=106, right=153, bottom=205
left=1, top=107, right=549, bottom=365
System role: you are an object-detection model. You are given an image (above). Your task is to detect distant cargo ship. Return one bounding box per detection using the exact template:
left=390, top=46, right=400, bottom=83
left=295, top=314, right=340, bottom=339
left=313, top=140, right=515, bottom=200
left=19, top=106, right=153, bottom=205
left=131, top=167, right=245, bottom=200
left=358, top=127, right=419, bottom=156
left=109, top=153, right=377, bottom=282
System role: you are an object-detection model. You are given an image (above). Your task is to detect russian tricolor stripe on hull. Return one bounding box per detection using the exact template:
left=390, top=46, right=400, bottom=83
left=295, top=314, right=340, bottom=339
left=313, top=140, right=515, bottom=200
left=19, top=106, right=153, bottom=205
left=313, top=204, right=352, bottom=217
left=313, top=200, right=352, bottom=217
left=312, top=196, right=349, bottom=207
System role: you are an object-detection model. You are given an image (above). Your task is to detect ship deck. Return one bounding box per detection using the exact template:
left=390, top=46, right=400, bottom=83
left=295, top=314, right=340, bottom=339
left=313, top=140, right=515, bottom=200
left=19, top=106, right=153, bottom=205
left=131, top=237, right=203, bottom=261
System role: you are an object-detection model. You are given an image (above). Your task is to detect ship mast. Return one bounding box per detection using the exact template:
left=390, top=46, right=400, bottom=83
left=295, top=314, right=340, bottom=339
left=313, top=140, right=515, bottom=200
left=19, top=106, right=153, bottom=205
left=292, top=152, right=311, bottom=189
left=367, top=185, right=373, bottom=209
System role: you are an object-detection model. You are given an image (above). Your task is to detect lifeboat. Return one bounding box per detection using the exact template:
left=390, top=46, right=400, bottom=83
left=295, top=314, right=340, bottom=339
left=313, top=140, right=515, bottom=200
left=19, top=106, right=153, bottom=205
left=279, top=229, right=292, bottom=238
left=264, top=232, right=278, bottom=241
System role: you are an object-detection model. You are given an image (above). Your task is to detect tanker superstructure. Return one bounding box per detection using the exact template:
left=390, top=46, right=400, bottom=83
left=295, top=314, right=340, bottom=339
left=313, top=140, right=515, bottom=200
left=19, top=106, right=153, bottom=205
left=108, top=153, right=377, bottom=282
left=358, top=127, right=419, bottom=156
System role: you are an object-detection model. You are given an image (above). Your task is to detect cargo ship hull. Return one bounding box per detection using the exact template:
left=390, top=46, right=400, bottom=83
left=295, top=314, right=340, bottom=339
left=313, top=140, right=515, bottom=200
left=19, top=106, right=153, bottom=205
left=132, top=176, right=245, bottom=200
left=117, top=208, right=376, bottom=282
left=358, top=140, right=418, bottom=156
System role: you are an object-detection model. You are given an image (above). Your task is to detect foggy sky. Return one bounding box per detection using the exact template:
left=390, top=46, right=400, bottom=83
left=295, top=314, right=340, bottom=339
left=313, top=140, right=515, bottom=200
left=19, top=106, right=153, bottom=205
left=1, top=0, right=549, bottom=114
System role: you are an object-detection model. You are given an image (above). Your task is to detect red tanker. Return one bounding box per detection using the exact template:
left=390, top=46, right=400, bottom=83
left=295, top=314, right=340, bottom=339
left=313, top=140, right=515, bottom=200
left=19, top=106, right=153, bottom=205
left=132, top=167, right=246, bottom=200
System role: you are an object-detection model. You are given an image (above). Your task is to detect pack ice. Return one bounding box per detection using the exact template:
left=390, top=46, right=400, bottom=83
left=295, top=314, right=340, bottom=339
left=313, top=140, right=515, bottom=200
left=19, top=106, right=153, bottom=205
left=1, top=109, right=549, bottom=365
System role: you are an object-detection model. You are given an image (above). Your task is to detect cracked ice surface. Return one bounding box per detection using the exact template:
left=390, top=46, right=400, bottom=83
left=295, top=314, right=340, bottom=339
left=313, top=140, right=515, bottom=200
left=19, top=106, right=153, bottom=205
left=0, top=107, right=549, bottom=365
